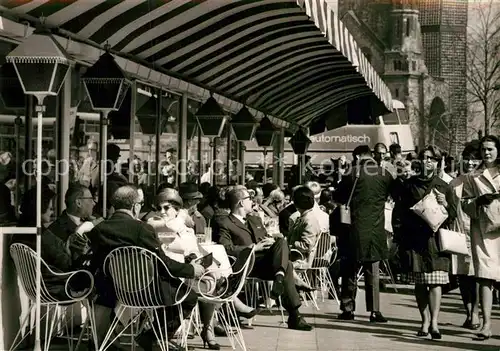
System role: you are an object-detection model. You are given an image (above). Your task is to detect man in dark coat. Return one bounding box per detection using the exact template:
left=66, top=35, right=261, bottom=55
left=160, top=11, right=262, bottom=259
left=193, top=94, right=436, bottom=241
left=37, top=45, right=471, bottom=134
left=214, top=187, right=312, bottom=331
left=86, top=184, right=204, bottom=350
left=48, top=184, right=96, bottom=241
left=333, top=145, right=394, bottom=322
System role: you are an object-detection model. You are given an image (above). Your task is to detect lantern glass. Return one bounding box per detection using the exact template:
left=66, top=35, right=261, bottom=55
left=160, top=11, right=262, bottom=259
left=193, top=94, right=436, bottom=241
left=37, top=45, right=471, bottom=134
left=13, top=62, right=69, bottom=96
left=289, top=130, right=312, bottom=155
left=231, top=106, right=257, bottom=141
left=233, top=124, right=257, bottom=141
left=83, top=78, right=131, bottom=111
left=82, top=51, right=131, bottom=111
left=196, top=115, right=228, bottom=138
left=255, top=132, right=276, bottom=148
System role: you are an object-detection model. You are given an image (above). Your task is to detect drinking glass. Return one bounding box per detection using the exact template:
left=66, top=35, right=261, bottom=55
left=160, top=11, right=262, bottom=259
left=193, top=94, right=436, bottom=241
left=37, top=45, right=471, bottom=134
left=204, top=227, right=212, bottom=244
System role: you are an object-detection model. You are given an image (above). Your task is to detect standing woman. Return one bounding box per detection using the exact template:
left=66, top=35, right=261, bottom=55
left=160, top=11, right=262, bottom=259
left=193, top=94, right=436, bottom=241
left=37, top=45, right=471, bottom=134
left=449, top=142, right=481, bottom=330
left=393, top=145, right=456, bottom=339
left=462, top=135, right=500, bottom=340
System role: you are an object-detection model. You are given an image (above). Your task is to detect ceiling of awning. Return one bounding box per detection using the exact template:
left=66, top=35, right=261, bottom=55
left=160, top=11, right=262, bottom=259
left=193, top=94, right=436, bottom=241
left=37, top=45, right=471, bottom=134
left=0, top=0, right=392, bottom=129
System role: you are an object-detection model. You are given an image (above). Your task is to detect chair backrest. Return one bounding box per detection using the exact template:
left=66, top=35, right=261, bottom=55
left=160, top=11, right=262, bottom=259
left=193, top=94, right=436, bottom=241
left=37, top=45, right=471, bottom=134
left=10, top=243, right=60, bottom=304
left=206, top=246, right=255, bottom=301
left=104, top=246, right=166, bottom=308
left=309, top=231, right=336, bottom=268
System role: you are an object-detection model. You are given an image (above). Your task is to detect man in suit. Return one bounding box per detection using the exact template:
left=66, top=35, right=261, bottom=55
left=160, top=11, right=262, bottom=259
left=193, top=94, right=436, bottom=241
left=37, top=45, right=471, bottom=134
left=215, top=187, right=312, bottom=331
left=87, top=184, right=204, bottom=351
left=48, top=184, right=96, bottom=242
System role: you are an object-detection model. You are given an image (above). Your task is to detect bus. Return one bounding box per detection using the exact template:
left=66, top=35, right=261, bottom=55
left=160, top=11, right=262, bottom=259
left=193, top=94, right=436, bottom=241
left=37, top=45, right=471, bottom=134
left=244, top=99, right=414, bottom=179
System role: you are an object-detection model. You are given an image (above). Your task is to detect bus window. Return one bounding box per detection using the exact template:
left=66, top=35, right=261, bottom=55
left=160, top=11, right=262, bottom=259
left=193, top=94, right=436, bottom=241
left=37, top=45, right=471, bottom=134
left=397, top=108, right=409, bottom=124
left=381, top=111, right=400, bottom=125
left=389, top=132, right=400, bottom=145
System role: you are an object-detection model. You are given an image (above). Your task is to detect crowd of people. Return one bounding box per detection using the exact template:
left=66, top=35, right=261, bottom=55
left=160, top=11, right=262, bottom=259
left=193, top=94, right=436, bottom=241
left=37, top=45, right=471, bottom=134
left=0, top=136, right=499, bottom=350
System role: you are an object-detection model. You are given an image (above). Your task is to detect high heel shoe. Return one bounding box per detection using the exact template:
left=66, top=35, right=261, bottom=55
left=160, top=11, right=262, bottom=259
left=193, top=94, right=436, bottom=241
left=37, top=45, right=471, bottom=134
left=476, top=330, right=492, bottom=341
left=430, top=329, right=442, bottom=340
left=236, top=308, right=261, bottom=319
left=201, top=327, right=220, bottom=350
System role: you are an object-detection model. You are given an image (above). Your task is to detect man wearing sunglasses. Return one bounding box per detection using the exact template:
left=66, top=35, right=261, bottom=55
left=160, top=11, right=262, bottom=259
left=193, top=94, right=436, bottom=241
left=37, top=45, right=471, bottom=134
left=215, top=187, right=313, bottom=331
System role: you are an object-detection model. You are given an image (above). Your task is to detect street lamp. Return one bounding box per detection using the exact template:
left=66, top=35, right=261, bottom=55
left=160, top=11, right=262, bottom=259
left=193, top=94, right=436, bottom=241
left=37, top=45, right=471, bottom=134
left=196, top=95, right=229, bottom=184
left=82, top=48, right=132, bottom=217
left=255, top=116, right=277, bottom=184
left=6, top=27, right=71, bottom=351
left=289, top=129, right=312, bottom=184
left=230, top=106, right=257, bottom=184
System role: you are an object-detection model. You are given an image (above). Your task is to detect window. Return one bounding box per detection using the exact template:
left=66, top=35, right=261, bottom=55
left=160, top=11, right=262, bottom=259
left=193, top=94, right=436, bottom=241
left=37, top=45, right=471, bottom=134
left=389, top=132, right=400, bottom=145
left=406, top=18, right=411, bottom=37
left=395, top=88, right=399, bottom=98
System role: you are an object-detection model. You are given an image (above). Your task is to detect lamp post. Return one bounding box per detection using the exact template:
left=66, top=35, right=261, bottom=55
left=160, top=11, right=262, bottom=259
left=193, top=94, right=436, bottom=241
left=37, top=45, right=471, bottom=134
left=82, top=48, right=131, bottom=217
left=230, top=106, right=257, bottom=185
left=289, top=129, right=312, bottom=185
left=195, top=95, right=229, bottom=184
left=255, top=116, right=277, bottom=184
left=6, top=27, right=71, bottom=351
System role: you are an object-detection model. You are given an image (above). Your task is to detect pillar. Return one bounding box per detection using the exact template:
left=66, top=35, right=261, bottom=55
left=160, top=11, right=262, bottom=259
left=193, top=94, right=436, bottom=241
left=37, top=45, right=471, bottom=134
left=154, top=90, right=162, bottom=195
left=226, top=124, right=232, bottom=185
left=273, top=127, right=285, bottom=189
left=178, top=93, right=188, bottom=184
left=24, top=96, right=33, bottom=189
left=57, top=72, right=71, bottom=213
left=128, top=81, right=137, bottom=183
left=239, top=142, right=246, bottom=185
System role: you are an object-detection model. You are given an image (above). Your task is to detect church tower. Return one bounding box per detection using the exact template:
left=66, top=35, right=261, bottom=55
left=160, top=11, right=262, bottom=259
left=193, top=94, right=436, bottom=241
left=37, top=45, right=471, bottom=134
left=383, top=1, right=428, bottom=146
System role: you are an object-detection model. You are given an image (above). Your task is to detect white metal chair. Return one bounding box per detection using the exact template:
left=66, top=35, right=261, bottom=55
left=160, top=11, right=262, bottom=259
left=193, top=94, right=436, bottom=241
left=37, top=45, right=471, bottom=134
left=99, top=246, right=193, bottom=351
left=9, top=243, right=97, bottom=351
left=293, top=231, right=339, bottom=309
left=195, top=246, right=256, bottom=351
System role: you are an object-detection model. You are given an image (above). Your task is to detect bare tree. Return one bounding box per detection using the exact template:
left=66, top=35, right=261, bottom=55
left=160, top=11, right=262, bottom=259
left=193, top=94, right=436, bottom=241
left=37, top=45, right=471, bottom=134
left=466, top=0, right=500, bottom=135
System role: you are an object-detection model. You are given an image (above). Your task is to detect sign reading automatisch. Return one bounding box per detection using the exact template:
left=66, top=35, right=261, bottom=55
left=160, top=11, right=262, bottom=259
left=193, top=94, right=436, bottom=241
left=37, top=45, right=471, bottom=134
left=310, top=134, right=371, bottom=144
left=303, top=125, right=378, bottom=151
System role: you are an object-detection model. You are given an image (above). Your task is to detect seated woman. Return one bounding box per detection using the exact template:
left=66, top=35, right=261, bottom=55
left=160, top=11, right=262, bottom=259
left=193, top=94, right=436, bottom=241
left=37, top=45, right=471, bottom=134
left=148, top=189, right=259, bottom=350
left=12, top=186, right=92, bottom=301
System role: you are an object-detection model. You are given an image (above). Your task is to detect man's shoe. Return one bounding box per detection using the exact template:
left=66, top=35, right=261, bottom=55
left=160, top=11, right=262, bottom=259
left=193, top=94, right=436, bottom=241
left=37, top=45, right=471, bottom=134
left=270, top=274, right=285, bottom=299
left=338, top=311, right=355, bottom=320
left=370, top=311, right=388, bottom=323
left=288, top=316, right=313, bottom=331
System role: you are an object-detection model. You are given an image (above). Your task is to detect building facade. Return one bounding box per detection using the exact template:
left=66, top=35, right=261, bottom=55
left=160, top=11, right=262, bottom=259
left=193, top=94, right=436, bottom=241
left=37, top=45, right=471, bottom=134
left=338, top=0, right=467, bottom=153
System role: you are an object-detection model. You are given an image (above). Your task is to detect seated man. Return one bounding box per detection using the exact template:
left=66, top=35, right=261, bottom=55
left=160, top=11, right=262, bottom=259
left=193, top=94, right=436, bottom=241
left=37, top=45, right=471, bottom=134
left=48, top=184, right=96, bottom=242
left=86, top=184, right=204, bottom=351
left=288, top=186, right=329, bottom=259
left=214, top=187, right=313, bottom=331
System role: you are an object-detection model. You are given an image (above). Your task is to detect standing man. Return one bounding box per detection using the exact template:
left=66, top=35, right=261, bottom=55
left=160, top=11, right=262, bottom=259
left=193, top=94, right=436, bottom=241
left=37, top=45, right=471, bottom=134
left=334, top=145, right=394, bottom=322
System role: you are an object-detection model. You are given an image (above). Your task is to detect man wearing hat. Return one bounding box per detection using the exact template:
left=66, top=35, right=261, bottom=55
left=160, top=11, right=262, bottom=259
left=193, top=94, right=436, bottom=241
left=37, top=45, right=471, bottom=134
left=179, top=182, right=207, bottom=234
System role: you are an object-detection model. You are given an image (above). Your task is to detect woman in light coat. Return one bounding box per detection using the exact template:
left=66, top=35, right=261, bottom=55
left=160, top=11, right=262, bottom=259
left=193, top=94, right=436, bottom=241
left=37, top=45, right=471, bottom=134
left=462, top=135, right=500, bottom=341
left=450, top=142, right=481, bottom=330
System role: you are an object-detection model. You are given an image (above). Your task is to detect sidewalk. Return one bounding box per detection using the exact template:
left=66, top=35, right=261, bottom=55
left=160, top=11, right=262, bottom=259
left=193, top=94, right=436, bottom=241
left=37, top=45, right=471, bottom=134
left=229, top=288, right=500, bottom=351
left=18, top=287, right=500, bottom=350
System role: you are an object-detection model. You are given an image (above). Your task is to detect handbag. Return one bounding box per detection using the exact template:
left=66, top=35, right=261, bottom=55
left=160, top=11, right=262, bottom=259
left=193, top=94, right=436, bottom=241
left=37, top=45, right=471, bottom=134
left=340, top=168, right=360, bottom=225
left=437, top=218, right=469, bottom=256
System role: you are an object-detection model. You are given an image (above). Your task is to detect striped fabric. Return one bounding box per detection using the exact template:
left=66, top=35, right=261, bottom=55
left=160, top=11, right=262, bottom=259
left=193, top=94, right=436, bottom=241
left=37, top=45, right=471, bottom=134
left=0, top=0, right=392, bottom=127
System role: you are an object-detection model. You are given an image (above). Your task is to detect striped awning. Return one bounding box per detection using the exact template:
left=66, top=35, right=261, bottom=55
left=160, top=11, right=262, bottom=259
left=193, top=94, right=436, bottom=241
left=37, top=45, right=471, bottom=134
left=0, top=0, right=392, bottom=128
